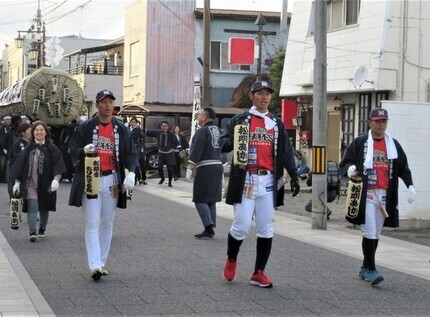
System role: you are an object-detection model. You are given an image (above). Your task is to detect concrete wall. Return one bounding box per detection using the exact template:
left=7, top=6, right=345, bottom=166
left=382, top=100, right=430, bottom=220
left=75, top=73, right=124, bottom=115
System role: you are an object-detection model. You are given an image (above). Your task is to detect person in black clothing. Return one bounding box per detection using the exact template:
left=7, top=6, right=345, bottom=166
left=8, top=123, right=32, bottom=200
left=172, top=125, right=189, bottom=181
left=146, top=121, right=180, bottom=187
left=186, top=108, right=223, bottom=239
left=220, top=80, right=300, bottom=288
left=339, top=108, right=415, bottom=286
left=52, top=120, right=78, bottom=183
left=3, top=115, right=21, bottom=182
left=129, top=117, right=145, bottom=185
left=0, top=115, right=12, bottom=182
left=138, top=128, right=148, bottom=185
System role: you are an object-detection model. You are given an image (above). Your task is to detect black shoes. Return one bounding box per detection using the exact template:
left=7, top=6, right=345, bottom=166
left=194, top=228, right=215, bottom=239
left=29, top=232, right=37, bottom=242
left=158, top=178, right=165, bottom=184
left=38, top=228, right=46, bottom=238
left=168, top=182, right=173, bottom=187
left=91, top=268, right=103, bottom=281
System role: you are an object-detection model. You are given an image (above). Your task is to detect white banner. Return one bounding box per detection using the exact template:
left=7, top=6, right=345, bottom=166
left=190, top=74, right=202, bottom=146
left=0, top=76, right=27, bottom=106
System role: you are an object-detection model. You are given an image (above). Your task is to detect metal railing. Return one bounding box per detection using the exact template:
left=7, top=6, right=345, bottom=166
left=68, top=65, right=124, bottom=76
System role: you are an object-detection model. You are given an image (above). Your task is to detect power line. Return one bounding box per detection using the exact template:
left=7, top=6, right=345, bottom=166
left=43, top=0, right=70, bottom=17
left=45, top=0, right=92, bottom=25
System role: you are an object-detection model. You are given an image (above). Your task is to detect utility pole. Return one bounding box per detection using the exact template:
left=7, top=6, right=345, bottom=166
left=279, top=0, right=289, bottom=50
left=311, top=0, right=328, bottom=229
left=202, top=0, right=211, bottom=107
left=255, top=12, right=267, bottom=81
left=36, top=0, right=46, bottom=69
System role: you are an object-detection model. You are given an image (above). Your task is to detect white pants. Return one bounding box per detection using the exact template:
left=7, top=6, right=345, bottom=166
left=361, top=188, right=386, bottom=239
left=230, top=173, right=275, bottom=240
left=82, top=173, right=119, bottom=271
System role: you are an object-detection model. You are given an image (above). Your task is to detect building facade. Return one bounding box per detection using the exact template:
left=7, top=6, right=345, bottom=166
left=194, top=8, right=283, bottom=108
left=280, top=0, right=430, bottom=163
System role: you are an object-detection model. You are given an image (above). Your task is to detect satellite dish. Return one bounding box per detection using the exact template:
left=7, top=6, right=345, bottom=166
left=352, top=66, right=368, bottom=86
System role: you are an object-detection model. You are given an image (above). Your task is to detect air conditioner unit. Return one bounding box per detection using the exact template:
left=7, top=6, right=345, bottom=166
left=294, top=70, right=313, bottom=87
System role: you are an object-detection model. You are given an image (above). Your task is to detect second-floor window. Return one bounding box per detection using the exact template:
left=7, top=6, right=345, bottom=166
left=129, top=42, right=139, bottom=77
left=327, top=0, right=361, bottom=30
left=307, top=0, right=361, bottom=35
left=210, top=41, right=250, bottom=72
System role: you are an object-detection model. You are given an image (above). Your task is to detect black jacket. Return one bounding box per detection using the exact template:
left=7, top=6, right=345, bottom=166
left=339, top=133, right=413, bottom=227
left=68, top=116, right=137, bottom=208
left=220, top=110, right=298, bottom=207
left=10, top=141, right=66, bottom=212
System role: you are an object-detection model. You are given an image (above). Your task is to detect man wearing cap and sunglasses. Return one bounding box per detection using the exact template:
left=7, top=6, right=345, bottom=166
left=68, top=89, right=137, bottom=281
left=220, top=80, right=300, bottom=288
left=340, top=107, right=416, bottom=286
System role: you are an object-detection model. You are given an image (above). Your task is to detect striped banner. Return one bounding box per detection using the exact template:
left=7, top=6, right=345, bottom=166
left=312, top=146, right=326, bottom=174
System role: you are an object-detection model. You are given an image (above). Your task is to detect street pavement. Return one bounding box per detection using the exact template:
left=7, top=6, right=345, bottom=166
left=0, top=177, right=429, bottom=317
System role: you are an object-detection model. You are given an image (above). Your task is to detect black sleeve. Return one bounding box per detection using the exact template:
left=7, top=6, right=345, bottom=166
left=283, top=129, right=298, bottom=181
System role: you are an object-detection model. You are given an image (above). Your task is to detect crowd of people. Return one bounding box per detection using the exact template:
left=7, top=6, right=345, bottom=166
left=0, top=82, right=416, bottom=289
left=0, top=89, right=193, bottom=281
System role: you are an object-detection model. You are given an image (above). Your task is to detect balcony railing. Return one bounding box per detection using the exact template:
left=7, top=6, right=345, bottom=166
left=68, top=65, right=124, bottom=76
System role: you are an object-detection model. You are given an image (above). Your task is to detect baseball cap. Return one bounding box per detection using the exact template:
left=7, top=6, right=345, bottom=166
left=250, top=81, right=274, bottom=93
left=96, top=90, right=116, bottom=102
left=3, top=115, right=11, bottom=120
left=369, top=108, right=388, bottom=120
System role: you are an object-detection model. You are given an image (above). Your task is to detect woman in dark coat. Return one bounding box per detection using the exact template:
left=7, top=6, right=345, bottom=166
left=10, top=121, right=66, bottom=242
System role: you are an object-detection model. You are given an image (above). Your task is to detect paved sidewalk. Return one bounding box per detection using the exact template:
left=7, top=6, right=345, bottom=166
left=0, top=222, right=54, bottom=316
left=0, top=179, right=429, bottom=316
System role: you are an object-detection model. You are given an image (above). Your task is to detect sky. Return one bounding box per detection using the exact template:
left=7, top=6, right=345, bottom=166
left=0, top=0, right=291, bottom=46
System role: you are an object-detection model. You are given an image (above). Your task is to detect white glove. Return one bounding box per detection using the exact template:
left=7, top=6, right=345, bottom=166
left=185, top=168, right=192, bottom=182
left=407, top=185, right=416, bottom=204
left=347, top=165, right=357, bottom=178
left=13, top=181, right=20, bottom=195
left=123, top=171, right=135, bottom=191
left=3, top=149, right=6, bottom=155
left=50, top=179, right=59, bottom=192
left=84, top=144, right=96, bottom=154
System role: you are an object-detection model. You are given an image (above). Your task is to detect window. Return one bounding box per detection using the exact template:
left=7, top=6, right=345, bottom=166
left=341, top=104, right=355, bottom=151
left=376, top=92, right=389, bottom=106
left=210, top=41, right=251, bottom=71
left=129, top=42, right=139, bottom=77
left=329, top=0, right=343, bottom=30
left=358, top=93, right=371, bottom=136
left=427, top=83, right=430, bottom=102
left=327, top=0, right=360, bottom=30
left=307, top=2, right=315, bottom=36
left=345, top=0, right=360, bottom=25
left=307, top=0, right=360, bottom=35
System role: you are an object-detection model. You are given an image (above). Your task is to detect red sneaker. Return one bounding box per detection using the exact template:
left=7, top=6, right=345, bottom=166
left=223, top=259, right=237, bottom=281
left=250, top=270, right=273, bottom=288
